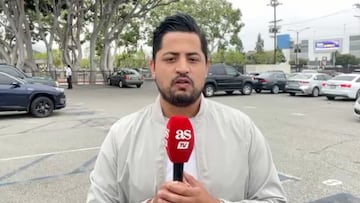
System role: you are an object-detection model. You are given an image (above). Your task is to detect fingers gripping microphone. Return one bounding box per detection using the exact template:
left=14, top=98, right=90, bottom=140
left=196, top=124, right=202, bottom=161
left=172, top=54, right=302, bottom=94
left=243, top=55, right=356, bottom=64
left=165, top=116, right=194, bottom=181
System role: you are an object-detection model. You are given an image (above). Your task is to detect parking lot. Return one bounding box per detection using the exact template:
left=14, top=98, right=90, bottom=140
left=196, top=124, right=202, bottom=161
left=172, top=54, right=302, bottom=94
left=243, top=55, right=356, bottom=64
left=0, top=81, right=359, bottom=203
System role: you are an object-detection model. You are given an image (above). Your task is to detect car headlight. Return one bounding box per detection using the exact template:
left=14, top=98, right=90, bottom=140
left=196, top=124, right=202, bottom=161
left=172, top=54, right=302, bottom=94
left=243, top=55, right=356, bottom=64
left=55, top=87, right=64, bottom=92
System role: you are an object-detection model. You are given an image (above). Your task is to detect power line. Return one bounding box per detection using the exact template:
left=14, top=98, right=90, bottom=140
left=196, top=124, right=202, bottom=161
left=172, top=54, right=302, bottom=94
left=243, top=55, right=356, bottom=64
left=280, top=9, right=353, bottom=26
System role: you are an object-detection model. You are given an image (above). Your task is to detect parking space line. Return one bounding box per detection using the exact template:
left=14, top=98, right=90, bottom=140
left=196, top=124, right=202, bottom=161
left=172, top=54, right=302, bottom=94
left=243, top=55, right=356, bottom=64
left=0, top=169, right=91, bottom=187
left=0, top=154, right=53, bottom=182
left=71, top=155, right=98, bottom=174
left=0, top=147, right=100, bottom=162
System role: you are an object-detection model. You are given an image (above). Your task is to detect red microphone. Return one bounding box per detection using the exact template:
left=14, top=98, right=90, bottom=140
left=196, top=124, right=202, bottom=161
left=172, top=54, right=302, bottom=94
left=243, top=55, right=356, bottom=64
left=165, top=116, right=195, bottom=181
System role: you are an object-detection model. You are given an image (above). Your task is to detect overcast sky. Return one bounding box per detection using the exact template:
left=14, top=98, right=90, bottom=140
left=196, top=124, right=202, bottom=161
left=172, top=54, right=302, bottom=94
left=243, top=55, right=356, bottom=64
left=228, top=0, right=360, bottom=51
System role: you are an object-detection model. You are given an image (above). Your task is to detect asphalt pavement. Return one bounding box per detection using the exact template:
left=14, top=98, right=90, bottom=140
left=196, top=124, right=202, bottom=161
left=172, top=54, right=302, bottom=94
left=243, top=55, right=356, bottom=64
left=0, top=81, right=359, bottom=203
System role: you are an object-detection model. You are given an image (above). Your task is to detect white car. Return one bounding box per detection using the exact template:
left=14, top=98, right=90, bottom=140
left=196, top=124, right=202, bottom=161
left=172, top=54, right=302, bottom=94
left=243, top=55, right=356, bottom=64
left=322, top=73, right=360, bottom=100
left=286, top=73, right=332, bottom=97
left=355, top=97, right=360, bottom=119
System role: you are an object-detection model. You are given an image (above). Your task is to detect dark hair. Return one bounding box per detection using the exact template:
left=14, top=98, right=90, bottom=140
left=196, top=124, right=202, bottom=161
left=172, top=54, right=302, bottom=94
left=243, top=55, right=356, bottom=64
left=152, top=13, right=208, bottom=61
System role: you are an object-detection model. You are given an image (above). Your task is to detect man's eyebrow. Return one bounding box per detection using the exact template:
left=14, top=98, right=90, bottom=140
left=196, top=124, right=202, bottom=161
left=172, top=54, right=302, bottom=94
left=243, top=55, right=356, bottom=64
left=162, top=52, right=201, bottom=56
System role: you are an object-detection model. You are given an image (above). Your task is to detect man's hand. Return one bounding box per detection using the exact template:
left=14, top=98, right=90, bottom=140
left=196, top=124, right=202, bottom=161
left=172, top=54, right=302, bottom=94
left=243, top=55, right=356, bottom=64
left=153, top=172, right=220, bottom=203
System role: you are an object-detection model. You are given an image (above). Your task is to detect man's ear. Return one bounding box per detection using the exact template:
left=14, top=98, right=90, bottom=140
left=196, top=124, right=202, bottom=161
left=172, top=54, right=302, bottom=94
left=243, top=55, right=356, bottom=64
left=205, top=59, right=211, bottom=76
left=149, top=59, right=155, bottom=79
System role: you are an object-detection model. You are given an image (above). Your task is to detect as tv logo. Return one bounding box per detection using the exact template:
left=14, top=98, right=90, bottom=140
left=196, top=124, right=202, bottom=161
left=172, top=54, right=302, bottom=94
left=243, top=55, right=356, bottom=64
left=177, top=141, right=189, bottom=149
left=175, top=129, right=192, bottom=140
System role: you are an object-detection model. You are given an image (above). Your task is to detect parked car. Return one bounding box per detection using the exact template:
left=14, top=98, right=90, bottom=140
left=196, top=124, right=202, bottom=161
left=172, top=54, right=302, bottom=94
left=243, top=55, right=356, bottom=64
left=322, top=73, right=360, bottom=100
left=107, top=68, right=144, bottom=88
left=285, top=73, right=332, bottom=97
left=253, top=71, right=287, bottom=94
left=354, top=97, right=360, bottom=119
left=0, top=72, right=66, bottom=117
left=203, top=63, right=253, bottom=97
left=0, top=63, right=59, bottom=87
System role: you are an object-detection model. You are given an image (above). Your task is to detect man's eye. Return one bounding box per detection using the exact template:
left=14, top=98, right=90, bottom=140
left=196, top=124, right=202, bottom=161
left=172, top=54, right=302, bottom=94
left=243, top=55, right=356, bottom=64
left=189, top=58, right=200, bottom=62
left=164, top=58, right=175, bottom=62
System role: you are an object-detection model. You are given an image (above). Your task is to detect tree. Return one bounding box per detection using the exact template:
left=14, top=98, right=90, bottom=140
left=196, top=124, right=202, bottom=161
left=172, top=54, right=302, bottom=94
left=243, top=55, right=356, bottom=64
left=335, top=52, right=359, bottom=69
left=255, top=33, right=264, bottom=53
left=0, top=0, right=37, bottom=71
left=211, top=49, right=245, bottom=66
left=289, top=58, right=307, bottom=66
left=146, top=0, right=244, bottom=53
left=246, top=49, right=284, bottom=64
left=31, top=0, right=66, bottom=78
left=86, top=0, right=177, bottom=84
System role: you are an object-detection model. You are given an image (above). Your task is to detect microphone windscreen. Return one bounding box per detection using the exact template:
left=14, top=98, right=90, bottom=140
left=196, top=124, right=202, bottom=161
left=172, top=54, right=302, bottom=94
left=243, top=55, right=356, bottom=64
left=165, top=116, right=194, bottom=163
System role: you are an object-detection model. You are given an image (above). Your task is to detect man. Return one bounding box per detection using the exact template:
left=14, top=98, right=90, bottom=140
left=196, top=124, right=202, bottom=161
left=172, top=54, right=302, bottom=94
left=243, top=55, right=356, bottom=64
left=65, top=64, right=72, bottom=89
left=87, top=13, right=287, bottom=203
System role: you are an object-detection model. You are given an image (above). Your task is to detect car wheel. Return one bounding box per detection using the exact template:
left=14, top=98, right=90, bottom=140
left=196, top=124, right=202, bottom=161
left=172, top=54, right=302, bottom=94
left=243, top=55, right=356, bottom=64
left=107, top=78, right=111, bottom=86
left=241, top=83, right=253, bottom=95
left=203, top=84, right=215, bottom=97
left=136, top=84, right=141, bottom=88
left=225, top=91, right=233, bottom=95
left=289, top=92, right=296, bottom=96
left=326, top=96, right=335, bottom=100
left=118, top=80, right=123, bottom=88
left=30, top=96, right=54, bottom=118
left=271, top=85, right=280, bottom=94
left=255, top=88, right=262, bottom=93
left=312, top=87, right=319, bottom=97
left=356, top=89, right=360, bottom=99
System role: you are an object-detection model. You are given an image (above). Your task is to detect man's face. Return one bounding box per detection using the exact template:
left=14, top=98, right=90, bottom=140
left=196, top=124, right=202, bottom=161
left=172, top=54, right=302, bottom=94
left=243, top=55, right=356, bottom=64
left=150, top=32, right=209, bottom=107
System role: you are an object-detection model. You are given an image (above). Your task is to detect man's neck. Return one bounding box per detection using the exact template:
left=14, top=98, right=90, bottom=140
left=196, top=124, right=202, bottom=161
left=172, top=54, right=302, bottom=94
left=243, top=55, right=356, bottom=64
left=160, top=97, right=201, bottom=118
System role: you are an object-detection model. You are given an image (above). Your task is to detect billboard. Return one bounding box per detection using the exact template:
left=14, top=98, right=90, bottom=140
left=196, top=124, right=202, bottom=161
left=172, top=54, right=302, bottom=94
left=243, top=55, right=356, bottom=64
left=314, top=39, right=341, bottom=51
left=277, top=34, right=291, bottom=49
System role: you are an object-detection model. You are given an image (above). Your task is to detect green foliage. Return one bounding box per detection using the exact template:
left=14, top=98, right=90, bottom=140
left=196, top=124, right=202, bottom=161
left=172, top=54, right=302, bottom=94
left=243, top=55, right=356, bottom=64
left=211, top=49, right=245, bottom=65
left=146, top=0, right=244, bottom=52
left=335, top=52, right=359, bottom=67
left=34, top=52, right=48, bottom=60
left=33, top=49, right=63, bottom=68
left=289, top=58, right=308, bottom=66
left=80, top=58, right=90, bottom=69
left=246, top=49, right=285, bottom=64
left=114, top=50, right=148, bottom=69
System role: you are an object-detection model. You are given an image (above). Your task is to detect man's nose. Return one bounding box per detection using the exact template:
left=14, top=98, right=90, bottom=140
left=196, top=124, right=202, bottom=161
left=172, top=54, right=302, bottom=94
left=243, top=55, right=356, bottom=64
left=175, top=57, right=190, bottom=74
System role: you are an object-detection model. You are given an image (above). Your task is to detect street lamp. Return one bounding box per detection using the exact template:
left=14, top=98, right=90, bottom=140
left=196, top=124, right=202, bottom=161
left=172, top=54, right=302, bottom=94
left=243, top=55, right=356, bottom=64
left=288, top=27, right=310, bottom=72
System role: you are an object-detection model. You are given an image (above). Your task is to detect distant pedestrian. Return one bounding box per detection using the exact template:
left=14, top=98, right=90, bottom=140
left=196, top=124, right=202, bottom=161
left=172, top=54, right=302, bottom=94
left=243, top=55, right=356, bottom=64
left=65, top=64, right=73, bottom=89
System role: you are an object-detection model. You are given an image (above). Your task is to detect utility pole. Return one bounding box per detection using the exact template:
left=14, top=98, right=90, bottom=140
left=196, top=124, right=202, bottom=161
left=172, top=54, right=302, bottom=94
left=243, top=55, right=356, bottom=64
left=268, top=0, right=282, bottom=64
left=288, top=27, right=310, bottom=72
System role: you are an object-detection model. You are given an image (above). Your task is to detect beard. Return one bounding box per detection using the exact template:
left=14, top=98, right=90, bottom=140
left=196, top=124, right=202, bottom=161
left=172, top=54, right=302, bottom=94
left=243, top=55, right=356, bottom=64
left=156, top=75, right=202, bottom=107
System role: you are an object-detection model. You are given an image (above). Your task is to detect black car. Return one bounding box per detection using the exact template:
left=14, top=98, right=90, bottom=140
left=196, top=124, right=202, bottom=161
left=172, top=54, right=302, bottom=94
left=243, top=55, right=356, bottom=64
left=0, top=63, right=59, bottom=87
left=0, top=72, right=66, bottom=117
left=107, top=68, right=144, bottom=88
left=253, top=71, right=288, bottom=94
left=203, top=64, right=253, bottom=97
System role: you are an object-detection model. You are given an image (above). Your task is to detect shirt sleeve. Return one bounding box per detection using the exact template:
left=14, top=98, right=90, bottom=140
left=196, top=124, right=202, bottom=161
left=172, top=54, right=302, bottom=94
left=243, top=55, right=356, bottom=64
left=219, top=120, right=287, bottom=203
left=86, top=125, right=122, bottom=203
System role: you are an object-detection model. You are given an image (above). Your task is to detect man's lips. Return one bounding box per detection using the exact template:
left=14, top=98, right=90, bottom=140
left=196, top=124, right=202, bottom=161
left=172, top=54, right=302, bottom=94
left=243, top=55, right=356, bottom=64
left=172, top=77, right=193, bottom=89
left=174, top=77, right=192, bottom=84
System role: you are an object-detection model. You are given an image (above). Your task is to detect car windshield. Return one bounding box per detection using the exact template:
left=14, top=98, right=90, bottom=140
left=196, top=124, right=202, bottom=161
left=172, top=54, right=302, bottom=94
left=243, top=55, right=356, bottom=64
left=292, top=74, right=313, bottom=79
left=331, top=75, right=356, bottom=81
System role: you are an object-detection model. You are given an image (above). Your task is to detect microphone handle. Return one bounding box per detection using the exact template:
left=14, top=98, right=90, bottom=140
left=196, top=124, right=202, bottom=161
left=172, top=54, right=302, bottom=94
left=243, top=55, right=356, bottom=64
left=173, top=163, right=184, bottom=181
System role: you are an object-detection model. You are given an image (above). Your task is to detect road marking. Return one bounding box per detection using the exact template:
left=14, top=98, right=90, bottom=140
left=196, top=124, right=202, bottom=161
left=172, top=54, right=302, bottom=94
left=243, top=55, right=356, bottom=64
left=0, top=147, right=100, bottom=162
left=278, top=171, right=301, bottom=182
left=322, top=179, right=343, bottom=186
left=291, top=113, right=305, bottom=116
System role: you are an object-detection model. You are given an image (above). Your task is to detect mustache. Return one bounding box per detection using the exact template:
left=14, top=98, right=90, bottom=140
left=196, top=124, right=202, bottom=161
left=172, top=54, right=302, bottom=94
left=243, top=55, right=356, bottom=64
left=171, top=74, right=194, bottom=86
